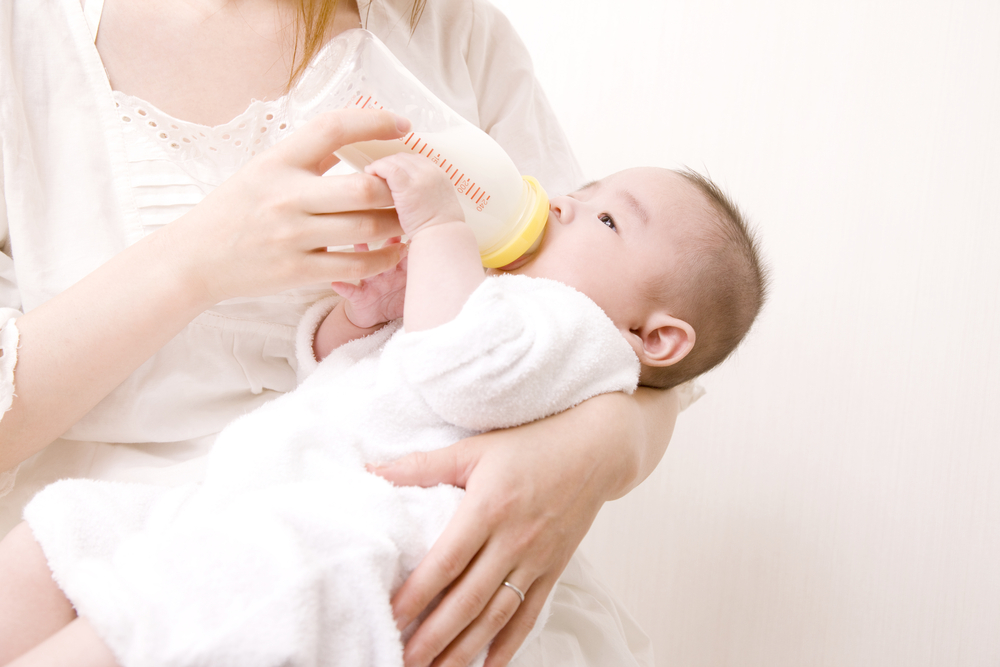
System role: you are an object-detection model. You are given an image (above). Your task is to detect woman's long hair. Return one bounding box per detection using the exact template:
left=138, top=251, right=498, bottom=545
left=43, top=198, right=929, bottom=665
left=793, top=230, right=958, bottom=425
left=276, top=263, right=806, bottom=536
left=290, top=0, right=427, bottom=86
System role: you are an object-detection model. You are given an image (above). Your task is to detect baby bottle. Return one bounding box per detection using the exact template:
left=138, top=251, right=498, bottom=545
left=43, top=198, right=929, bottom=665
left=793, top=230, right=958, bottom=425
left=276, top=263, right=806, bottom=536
left=290, top=29, right=549, bottom=268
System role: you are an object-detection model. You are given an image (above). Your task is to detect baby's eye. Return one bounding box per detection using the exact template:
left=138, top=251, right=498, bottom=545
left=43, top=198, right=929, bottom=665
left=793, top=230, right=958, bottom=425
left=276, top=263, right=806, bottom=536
left=599, top=213, right=617, bottom=231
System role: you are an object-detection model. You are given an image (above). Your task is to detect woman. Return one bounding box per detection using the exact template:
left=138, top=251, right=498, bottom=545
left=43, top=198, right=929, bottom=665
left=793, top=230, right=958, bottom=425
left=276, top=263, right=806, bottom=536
left=0, top=0, right=680, bottom=665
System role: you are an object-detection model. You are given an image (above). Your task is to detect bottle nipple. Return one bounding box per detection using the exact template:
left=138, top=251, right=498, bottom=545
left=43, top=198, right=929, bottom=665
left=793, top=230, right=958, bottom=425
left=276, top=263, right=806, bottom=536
left=480, top=176, right=549, bottom=268
left=496, top=224, right=545, bottom=270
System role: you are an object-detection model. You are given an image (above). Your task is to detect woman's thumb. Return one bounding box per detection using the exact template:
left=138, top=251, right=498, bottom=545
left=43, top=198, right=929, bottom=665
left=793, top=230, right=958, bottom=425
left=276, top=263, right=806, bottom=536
left=367, top=441, right=477, bottom=489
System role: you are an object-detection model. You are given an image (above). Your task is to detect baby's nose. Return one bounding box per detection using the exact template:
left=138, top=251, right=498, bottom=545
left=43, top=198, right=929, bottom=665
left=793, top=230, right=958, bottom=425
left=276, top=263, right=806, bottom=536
left=549, top=198, right=572, bottom=224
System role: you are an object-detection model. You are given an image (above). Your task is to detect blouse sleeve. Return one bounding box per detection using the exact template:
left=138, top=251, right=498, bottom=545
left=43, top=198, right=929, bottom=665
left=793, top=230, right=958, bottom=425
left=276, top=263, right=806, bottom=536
left=381, top=275, right=639, bottom=432
left=464, top=0, right=586, bottom=197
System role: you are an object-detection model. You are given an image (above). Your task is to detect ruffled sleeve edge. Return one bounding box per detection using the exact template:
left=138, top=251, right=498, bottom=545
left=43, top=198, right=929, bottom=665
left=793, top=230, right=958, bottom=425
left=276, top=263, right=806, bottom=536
left=1, top=316, right=21, bottom=497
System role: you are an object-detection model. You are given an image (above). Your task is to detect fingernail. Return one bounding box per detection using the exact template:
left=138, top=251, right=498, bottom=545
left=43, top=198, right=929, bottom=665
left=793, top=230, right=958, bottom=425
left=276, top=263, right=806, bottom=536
left=393, top=113, right=412, bottom=133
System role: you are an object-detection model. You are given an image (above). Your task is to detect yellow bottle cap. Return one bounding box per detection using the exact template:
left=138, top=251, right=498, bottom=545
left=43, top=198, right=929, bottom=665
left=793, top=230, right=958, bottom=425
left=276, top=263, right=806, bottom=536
left=480, top=176, right=549, bottom=268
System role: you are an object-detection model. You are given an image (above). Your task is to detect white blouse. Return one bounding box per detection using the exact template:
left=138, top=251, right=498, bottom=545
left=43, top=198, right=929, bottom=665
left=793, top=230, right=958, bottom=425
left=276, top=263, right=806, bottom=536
left=0, top=0, right=583, bottom=502
left=0, top=0, right=653, bottom=664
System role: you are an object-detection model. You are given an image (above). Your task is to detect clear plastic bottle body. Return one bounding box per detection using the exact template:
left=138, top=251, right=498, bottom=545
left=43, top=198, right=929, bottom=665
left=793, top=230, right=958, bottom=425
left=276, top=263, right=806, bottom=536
left=289, top=30, right=547, bottom=267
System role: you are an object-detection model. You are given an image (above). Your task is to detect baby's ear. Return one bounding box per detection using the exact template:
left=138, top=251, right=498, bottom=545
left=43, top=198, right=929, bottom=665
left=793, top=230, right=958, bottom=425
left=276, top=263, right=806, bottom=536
left=629, top=313, right=696, bottom=367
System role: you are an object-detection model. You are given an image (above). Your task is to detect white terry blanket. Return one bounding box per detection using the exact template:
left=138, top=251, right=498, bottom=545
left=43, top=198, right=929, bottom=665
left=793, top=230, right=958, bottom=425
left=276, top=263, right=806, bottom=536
left=25, top=275, right=640, bottom=667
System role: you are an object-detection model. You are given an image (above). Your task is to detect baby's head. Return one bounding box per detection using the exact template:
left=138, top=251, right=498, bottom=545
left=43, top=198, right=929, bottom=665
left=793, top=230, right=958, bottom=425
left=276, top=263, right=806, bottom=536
left=499, top=167, right=768, bottom=389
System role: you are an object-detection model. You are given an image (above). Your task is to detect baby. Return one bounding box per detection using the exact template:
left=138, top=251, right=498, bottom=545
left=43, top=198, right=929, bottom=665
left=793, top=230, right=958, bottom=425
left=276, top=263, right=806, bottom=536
left=0, top=154, right=767, bottom=667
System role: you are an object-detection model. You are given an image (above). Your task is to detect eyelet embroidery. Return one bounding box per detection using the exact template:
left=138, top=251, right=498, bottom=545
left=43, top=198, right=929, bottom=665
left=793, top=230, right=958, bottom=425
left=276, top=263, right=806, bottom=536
left=111, top=93, right=292, bottom=161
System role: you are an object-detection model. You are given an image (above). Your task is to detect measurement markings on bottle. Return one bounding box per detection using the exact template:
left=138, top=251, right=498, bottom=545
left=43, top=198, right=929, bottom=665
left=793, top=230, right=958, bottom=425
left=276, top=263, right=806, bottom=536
left=353, top=95, right=493, bottom=210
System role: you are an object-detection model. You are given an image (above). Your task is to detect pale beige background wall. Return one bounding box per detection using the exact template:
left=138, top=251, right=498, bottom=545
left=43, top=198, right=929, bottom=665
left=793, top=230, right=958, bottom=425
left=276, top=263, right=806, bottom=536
left=491, top=0, right=1000, bottom=664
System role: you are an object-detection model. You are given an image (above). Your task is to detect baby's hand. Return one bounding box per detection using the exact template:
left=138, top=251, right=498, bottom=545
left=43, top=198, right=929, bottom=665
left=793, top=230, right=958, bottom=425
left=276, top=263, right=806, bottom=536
left=331, top=238, right=408, bottom=328
left=365, top=153, right=465, bottom=237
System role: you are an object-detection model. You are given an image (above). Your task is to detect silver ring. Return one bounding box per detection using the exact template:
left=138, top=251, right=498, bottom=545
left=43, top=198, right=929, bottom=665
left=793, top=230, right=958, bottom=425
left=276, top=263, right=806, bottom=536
left=502, top=580, right=525, bottom=603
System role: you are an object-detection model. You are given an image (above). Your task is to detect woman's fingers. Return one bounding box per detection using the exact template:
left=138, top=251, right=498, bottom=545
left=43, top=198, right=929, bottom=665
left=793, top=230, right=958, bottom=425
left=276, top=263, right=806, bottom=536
left=162, top=108, right=415, bottom=301
left=301, top=243, right=403, bottom=284
left=372, top=445, right=484, bottom=632
left=482, top=573, right=558, bottom=667
left=272, top=109, right=410, bottom=170
left=298, top=172, right=396, bottom=213
left=370, top=444, right=476, bottom=490
left=371, top=401, right=637, bottom=667
left=389, top=487, right=491, bottom=631
left=298, top=209, right=403, bottom=250
left=426, top=574, right=537, bottom=667
left=401, top=544, right=539, bottom=667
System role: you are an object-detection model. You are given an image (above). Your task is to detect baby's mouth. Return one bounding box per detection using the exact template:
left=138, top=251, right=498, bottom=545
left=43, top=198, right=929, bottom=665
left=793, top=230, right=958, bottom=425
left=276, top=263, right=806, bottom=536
left=495, top=255, right=532, bottom=272
left=494, top=222, right=548, bottom=272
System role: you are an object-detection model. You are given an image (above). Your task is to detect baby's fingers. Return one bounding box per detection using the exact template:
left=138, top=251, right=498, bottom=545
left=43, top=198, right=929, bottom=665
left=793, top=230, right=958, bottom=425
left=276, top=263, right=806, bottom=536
left=365, top=154, right=420, bottom=189
left=330, top=281, right=360, bottom=300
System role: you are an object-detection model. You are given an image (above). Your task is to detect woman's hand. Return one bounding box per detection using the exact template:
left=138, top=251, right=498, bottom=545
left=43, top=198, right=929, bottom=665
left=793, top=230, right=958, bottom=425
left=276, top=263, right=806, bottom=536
left=159, top=109, right=412, bottom=305
left=1, top=109, right=413, bottom=472
left=370, top=387, right=680, bottom=667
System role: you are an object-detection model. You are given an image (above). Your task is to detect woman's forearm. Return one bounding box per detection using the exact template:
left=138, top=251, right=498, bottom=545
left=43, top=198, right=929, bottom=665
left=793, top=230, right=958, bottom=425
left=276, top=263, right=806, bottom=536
left=604, top=385, right=680, bottom=500
left=0, top=230, right=214, bottom=471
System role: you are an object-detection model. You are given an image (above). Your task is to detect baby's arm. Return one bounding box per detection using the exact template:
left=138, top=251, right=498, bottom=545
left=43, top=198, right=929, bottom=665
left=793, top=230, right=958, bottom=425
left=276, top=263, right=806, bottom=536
left=313, top=152, right=480, bottom=358
left=313, top=238, right=407, bottom=360
left=364, top=154, right=485, bottom=332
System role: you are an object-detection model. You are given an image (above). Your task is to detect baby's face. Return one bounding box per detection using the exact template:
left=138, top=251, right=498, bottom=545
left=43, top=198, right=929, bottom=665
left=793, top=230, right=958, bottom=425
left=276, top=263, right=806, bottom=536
left=494, top=168, right=705, bottom=332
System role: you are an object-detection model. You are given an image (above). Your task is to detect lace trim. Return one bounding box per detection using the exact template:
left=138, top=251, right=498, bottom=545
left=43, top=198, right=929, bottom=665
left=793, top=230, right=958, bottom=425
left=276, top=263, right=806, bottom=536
left=111, top=94, right=294, bottom=164
left=107, top=30, right=362, bottom=174
left=1, top=317, right=21, bottom=498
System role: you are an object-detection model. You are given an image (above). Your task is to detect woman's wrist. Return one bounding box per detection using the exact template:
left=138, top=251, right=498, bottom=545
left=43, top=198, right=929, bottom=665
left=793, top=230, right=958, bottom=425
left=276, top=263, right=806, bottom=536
left=144, top=226, right=226, bottom=313
left=148, top=204, right=253, bottom=310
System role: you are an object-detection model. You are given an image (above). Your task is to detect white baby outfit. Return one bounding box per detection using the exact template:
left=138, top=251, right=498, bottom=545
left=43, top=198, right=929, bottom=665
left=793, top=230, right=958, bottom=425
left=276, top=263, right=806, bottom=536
left=1, top=0, right=657, bottom=663
left=25, top=275, right=641, bottom=667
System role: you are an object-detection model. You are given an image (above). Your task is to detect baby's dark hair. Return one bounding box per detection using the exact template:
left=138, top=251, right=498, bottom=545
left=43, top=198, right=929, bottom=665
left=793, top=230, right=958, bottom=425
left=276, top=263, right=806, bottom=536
left=640, top=169, right=769, bottom=389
